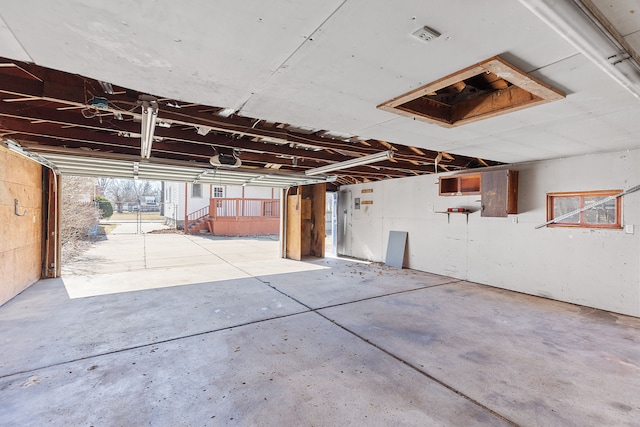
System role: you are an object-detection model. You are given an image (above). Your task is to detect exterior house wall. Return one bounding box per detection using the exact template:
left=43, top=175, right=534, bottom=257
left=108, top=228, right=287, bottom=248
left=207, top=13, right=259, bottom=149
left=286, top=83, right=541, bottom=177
left=224, top=186, right=275, bottom=199
left=162, top=182, right=182, bottom=227
left=0, top=145, right=43, bottom=306
left=162, top=182, right=276, bottom=228
left=340, top=148, right=640, bottom=317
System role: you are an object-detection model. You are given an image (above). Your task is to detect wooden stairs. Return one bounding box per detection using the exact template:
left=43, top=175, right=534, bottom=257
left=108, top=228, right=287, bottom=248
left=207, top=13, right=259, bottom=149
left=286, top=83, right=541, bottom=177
left=186, top=206, right=212, bottom=235
left=186, top=215, right=211, bottom=234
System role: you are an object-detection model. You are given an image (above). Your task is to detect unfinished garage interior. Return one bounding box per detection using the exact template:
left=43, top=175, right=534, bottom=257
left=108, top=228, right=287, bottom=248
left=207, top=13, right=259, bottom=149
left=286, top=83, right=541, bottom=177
left=1, top=0, right=640, bottom=425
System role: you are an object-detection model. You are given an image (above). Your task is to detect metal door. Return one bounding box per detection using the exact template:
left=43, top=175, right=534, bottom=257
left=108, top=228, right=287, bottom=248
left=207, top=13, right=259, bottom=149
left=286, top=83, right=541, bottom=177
left=336, top=189, right=352, bottom=256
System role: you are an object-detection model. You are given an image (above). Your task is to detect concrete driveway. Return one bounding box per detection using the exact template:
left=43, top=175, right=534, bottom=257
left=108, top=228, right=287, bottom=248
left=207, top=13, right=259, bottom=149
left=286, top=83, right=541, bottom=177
left=61, top=232, right=302, bottom=298
left=99, top=219, right=169, bottom=235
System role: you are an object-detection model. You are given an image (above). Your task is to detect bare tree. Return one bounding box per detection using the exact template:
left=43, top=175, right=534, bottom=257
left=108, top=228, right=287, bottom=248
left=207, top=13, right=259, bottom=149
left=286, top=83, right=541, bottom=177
left=105, top=179, right=136, bottom=213
left=132, top=180, right=152, bottom=201
left=105, top=179, right=160, bottom=212
left=96, top=177, right=112, bottom=197
left=60, top=175, right=99, bottom=262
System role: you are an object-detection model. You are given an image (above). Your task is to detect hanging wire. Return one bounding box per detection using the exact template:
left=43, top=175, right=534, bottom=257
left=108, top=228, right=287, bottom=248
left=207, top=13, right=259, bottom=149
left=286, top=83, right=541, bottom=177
left=81, top=107, right=98, bottom=118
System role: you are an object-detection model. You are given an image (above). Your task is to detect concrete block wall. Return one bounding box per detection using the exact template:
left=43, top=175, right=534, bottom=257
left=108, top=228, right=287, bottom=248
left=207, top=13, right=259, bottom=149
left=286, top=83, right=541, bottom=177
left=0, top=145, right=43, bottom=306
left=340, top=148, right=640, bottom=317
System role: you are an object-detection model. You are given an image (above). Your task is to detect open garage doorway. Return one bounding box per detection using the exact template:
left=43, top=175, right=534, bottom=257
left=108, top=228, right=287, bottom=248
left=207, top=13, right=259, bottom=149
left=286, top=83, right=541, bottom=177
left=60, top=176, right=167, bottom=266
left=99, top=178, right=166, bottom=236
left=57, top=175, right=329, bottom=299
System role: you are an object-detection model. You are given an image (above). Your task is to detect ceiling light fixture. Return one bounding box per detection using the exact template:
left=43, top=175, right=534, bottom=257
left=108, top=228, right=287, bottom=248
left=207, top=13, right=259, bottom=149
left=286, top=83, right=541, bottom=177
left=139, top=97, right=158, bottom=159
left=304, top=150, right=393, bottom=176
left=518, top=0, right=640, bottom=98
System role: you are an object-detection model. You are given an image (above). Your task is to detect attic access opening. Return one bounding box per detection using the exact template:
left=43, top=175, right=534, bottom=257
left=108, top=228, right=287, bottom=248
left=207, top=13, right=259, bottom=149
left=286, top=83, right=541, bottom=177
left=377, top=56, right=565, bottom=127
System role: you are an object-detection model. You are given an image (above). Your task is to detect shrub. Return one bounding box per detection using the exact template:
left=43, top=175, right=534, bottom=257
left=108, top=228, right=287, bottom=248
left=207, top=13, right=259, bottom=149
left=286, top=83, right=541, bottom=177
left=95, top=196, right=113, bottom=219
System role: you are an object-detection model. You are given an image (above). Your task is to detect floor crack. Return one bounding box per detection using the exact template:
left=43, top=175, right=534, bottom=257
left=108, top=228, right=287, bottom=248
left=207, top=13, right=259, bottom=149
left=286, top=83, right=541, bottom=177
left=256, top=277, right=519, bottom=427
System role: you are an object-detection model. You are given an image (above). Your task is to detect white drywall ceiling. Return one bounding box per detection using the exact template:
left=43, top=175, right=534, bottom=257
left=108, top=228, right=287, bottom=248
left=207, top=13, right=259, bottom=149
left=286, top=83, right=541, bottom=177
left=592, top=0, right=640, bottom=36
left=0, top=15, right=30, bottom=62
left=0, top=0, right=639, bottom=164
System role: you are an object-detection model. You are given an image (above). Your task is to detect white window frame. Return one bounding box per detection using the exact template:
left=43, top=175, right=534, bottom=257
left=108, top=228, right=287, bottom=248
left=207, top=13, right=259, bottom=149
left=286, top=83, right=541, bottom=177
left=192, top=183, right=202, bottom=198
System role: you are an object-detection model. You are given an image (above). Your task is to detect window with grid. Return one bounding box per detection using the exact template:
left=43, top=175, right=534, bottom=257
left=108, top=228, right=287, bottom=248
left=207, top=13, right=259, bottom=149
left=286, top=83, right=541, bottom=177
left=546, top=190, right=621, bottom=229
left=213, top=187, right=223, bottom=198
left=192, top=183, right=202, bottom=198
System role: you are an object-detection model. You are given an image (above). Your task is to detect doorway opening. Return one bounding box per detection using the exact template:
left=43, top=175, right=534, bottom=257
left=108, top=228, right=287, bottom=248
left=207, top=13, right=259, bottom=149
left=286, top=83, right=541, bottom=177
left=325, top=191, right=338, bottom=256
left=60, top=176, right=165, bottom=264
left=58, top=176, right=306, bottom=298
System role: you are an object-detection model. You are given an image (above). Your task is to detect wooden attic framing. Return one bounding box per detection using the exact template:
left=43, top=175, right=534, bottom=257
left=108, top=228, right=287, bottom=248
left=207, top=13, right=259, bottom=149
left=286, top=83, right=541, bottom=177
left=0, top=57, right=501, bottom=187
left=377, top=56, right=565, bottom=128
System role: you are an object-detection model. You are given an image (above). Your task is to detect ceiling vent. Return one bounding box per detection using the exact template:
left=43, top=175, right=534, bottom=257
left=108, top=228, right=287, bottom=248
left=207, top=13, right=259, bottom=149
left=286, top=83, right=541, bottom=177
left=412, top=26, right=440, bottom=43
left=377, top=56, right=564, bottom=127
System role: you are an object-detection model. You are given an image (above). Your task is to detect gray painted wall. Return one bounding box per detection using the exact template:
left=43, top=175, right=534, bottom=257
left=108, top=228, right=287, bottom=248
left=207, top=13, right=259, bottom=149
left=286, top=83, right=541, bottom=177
left=340, top=149, right=640, bottom=317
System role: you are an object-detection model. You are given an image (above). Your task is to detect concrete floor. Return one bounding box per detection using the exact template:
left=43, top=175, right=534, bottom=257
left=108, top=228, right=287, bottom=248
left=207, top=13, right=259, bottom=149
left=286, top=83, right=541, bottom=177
left=1, top=233, right=639, bottom=426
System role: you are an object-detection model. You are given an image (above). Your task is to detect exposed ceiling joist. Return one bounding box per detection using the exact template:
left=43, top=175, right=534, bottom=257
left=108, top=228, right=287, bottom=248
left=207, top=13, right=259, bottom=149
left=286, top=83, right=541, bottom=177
left=0, top=58, right=501, bottom=183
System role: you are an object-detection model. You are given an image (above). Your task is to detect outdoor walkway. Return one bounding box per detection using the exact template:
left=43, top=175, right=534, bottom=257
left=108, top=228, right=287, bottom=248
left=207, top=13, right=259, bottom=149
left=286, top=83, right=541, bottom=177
left=99, top=219, right=169, bottom=235
left=61, top=232, right=307, bottom=298
left=1, top=232, right=639, bottom=426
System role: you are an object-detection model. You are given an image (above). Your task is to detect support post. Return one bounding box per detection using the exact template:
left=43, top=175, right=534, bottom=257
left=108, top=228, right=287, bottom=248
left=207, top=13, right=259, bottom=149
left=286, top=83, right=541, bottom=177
left=184, top=182, right=188, bottom=232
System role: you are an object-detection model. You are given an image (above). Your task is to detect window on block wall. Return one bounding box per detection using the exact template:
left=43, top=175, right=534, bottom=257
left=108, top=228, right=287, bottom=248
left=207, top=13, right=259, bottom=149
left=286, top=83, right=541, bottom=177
left=192, top=183, right=202, bottom=198
left=546, top=190, right=621, bottom=229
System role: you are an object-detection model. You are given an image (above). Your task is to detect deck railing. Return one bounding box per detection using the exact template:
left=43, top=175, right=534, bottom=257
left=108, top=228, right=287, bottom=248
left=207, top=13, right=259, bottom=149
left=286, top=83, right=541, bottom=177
left=186, top=198, right=280, bottom=234
left=187, top=205, right=210, bottom=222
left=210, top=198, right=280, bottom=219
